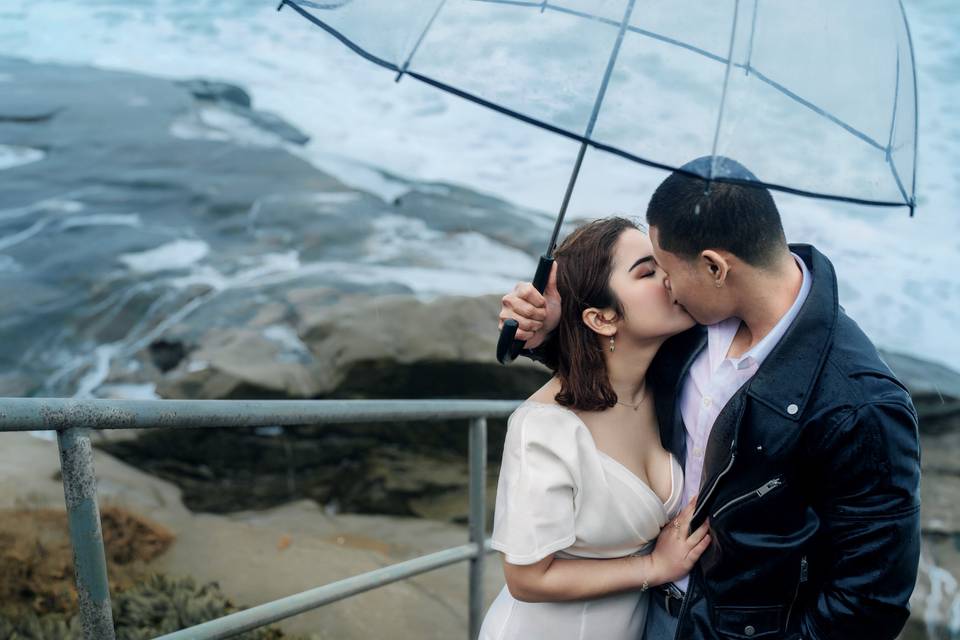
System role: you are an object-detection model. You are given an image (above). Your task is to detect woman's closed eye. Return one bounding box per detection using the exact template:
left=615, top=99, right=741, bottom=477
left=637, top=265, right=657, bottom=278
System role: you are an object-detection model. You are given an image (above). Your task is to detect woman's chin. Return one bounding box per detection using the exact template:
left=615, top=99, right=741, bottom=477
left=668, top=301, right=697, bottom=330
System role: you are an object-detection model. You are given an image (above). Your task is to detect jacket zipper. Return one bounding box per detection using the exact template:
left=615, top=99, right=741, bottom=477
left=690, top=398, right=747, bottom=526
left=673, top=449, right=736, bottom=640
left=691, top=449, right=736, bottom=525
left=711, top=477, right=783, bottom=519
left=784, top=555, right=809, bottom=631
left=673, top=397, right=745, bottom=639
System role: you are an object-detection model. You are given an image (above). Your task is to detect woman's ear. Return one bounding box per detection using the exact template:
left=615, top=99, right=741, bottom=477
left=581, top=307, right=618, bottom=337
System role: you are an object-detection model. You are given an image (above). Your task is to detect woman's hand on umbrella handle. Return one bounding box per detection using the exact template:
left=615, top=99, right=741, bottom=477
left=498, top=260, right=560, bottom=349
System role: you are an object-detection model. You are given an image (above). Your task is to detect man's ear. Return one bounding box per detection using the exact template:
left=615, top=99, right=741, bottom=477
left=582, top=307, right=618, bottom=337
left=700, top=250, right=731, bottom=287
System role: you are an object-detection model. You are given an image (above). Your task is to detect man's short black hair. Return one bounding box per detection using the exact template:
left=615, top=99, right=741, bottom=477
left=646, top=156, right=787, bottom=267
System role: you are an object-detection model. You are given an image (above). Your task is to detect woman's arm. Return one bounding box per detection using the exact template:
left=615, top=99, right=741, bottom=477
left=503, top=499, right=710, bottom=603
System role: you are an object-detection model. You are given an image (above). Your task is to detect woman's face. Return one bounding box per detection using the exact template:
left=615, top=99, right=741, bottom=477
left=602, top=228, right=696, bottom=341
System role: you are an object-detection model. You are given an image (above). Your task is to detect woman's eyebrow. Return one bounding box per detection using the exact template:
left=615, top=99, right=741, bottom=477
left=628, top=256, right=654, bottom=272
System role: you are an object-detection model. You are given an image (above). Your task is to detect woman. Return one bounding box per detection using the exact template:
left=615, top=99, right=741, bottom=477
left=479, top=217, right=710, bottom=640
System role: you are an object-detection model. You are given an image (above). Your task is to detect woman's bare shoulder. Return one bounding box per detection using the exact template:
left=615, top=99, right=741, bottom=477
left=526, top=377, right=562, bottom=406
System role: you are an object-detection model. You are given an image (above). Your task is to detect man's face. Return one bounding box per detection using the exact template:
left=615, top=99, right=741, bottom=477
left=648, top=225, right=733, bottom=326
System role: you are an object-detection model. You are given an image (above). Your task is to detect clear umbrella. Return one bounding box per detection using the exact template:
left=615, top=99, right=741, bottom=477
left=276, top=0, right=919, bottom=362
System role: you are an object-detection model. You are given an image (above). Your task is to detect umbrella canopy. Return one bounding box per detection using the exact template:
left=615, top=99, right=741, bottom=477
left=278, top=0, right=917, bottom=213
left=277, top=0, right=919, bottom=363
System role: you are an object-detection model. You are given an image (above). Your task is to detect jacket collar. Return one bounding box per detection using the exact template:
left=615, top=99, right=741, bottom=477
left=744, top=243, right=838, bottom=421
left=651, top=324, right=706, bottom=461
left=692, top=244, right=839, bottom=526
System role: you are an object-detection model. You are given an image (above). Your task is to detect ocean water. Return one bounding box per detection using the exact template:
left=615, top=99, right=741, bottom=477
left=0, top=0, right=957, bottom=370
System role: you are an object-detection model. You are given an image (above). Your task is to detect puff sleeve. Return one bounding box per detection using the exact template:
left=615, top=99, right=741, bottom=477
left=490, top=406, right=582, bottom=565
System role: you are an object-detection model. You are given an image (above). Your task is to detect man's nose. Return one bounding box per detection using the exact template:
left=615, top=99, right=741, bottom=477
left=663, top=277, right=672, bottom=292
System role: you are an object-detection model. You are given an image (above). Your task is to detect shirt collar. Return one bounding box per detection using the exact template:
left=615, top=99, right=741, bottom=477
left=706, top=253, right=812, bottom=372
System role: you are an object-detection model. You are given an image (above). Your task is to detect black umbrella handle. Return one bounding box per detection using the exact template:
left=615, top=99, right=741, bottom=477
left=497, top=254, right=554, bottom=365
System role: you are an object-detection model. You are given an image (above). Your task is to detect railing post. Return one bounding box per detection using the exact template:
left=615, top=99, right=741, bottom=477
left=57, top=427, right=117, bottom=640
left=468, top=416, right=487, bottom=640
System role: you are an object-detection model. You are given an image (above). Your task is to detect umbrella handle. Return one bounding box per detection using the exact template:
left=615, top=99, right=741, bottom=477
left=496, top=255, right=554, bottom=365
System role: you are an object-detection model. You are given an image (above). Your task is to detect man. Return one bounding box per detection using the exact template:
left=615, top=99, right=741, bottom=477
left=499, top=156, right=921, bottom=639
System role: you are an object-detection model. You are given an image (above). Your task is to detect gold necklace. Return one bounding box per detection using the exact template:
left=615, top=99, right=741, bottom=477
left=615, top=384, right=648, bottom=411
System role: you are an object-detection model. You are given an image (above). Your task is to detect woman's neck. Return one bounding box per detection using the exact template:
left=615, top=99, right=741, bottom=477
left=603, top=337, right=662, bottom=404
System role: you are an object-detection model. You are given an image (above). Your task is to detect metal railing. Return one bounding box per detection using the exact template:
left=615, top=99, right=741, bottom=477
left=0, top=398, right=520, bottom=640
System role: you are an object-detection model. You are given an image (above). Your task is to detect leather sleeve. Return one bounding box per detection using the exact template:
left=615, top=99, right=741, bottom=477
left=801, top=398, right=921, bottom=640
left=520, top=332, right=559, bottom=372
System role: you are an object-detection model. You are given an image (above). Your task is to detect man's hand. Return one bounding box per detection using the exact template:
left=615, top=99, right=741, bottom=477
left=498, top=262, right=561, bottom=350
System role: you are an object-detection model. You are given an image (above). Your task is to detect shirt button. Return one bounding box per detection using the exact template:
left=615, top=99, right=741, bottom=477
left=744, top=625, right=756, bottom=637
left=787, top=403, right=799, bottom=415
left=693, top=448, right=704, bottom=457
left=702, top=397, right=713, bottom=408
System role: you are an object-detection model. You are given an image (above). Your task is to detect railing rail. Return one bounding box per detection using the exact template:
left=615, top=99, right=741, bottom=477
left=0, top=398, right=520, bottom=640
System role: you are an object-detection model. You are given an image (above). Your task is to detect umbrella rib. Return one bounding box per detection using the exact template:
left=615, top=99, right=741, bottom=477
left=898, top=0, right=920, bottom=214
left=582, top=2, right=634, bottom=140
left=743, top=0, right=759, bottom=76
left=550, top=0, right=637, bottom=257
left=278, top=0, right=400, bottom=72
left=887, top=48, right=901, bottom=155
left=395, top=0, right=448, bottom=82
left=708, top=0, right=741, bottom=182
left=888, top=154, right=910, bottom=209
left=280, top=0, right=913, bottom=211
left=746, top=67, right=886, bottom=152
left=884, top=47, right=910, bottom=209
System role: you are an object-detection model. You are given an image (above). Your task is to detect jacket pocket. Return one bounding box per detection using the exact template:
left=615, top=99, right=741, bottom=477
left=714, top=605, right=784, bottom=639
left=711, top=477, right=784, bottom=519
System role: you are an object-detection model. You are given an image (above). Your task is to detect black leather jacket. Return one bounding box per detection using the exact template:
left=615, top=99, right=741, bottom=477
left=647, top=244, right=921, bottom=639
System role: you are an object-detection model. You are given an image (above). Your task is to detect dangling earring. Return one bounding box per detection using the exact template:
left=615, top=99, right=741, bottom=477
left=609, top=336, right=615, bottom=352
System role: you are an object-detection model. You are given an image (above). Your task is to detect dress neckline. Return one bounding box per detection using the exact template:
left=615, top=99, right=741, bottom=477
left=518, top=400, right=679, bottom=508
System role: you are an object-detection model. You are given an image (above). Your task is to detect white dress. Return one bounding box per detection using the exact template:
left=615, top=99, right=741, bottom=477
left=480, top=401, right=684, bottom=640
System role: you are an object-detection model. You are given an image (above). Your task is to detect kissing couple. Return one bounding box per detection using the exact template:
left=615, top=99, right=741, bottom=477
left=479, top=156, right=922, bottom=640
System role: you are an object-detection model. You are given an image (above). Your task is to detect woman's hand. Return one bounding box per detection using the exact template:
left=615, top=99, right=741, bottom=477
left=649, top=496, right=712, bottom=586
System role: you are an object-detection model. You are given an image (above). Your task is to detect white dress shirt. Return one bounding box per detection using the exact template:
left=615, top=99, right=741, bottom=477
left=674, top=254, right=812, bottom=592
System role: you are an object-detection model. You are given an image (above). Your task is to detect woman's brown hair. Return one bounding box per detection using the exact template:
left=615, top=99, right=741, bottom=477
left=551, top=216, right=638, bottom=411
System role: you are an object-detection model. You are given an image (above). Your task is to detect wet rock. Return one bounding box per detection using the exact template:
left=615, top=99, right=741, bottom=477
left=157, top=328, right=320, bottom=400
left=148, top=339, right=187, bottom=373
left=922, top=474, right=960, bottom=536
left=882, top=350, right=960, bottom=431
left=176, top=78, right=309, bottom=144
left=299, top=293, right=548, bottom=398
left=177, top=79, right=252, bottom=109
